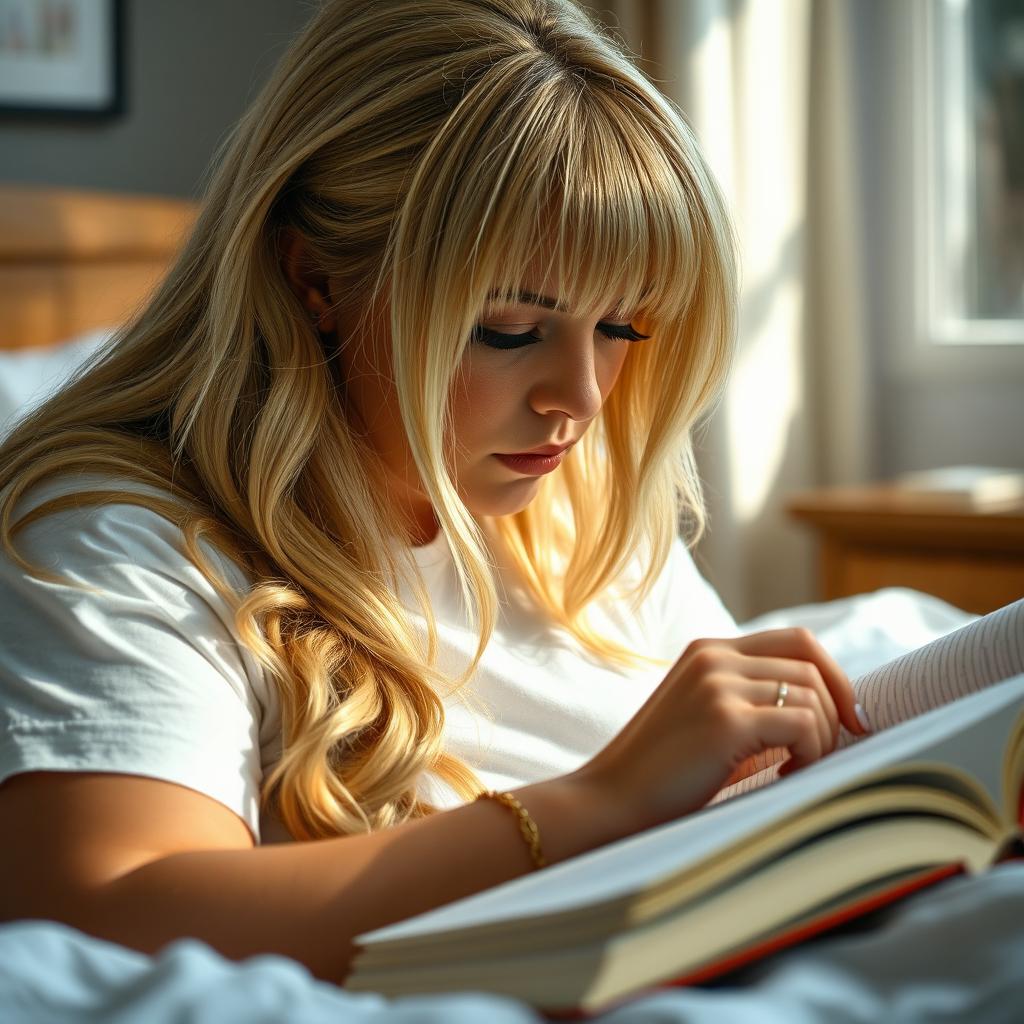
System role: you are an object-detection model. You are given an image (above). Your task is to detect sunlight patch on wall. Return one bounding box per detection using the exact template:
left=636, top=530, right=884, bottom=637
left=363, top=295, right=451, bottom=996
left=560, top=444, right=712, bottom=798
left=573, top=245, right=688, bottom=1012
left=725, top=277, right=804, bottom=523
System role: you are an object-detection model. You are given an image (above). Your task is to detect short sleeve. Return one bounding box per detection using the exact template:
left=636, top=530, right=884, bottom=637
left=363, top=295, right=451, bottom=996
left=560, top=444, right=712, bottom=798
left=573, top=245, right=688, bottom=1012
left=0, top=488, right=268, bottom=844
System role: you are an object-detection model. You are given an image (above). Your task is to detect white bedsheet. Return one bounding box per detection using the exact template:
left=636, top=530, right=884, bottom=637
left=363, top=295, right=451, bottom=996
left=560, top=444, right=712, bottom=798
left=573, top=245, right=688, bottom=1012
left=0, top=328, right=113, bottom=440
left=3, top=587, right=1021, bottom=1023
left=5, top=860, right=1024, bottom=1023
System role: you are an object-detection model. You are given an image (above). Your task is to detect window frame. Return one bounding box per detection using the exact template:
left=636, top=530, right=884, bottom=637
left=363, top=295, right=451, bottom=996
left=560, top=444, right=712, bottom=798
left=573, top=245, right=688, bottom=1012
left=918, top=0, right=1024, bottom=347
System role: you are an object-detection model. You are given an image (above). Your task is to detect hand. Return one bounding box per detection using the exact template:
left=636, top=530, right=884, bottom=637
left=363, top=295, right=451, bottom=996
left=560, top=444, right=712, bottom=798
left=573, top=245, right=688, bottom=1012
left=574, top=627, right=868, bottom=835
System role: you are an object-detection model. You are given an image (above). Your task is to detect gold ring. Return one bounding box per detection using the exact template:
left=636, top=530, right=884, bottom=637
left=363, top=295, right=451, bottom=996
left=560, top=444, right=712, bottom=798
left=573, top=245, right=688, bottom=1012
left=775, top=681, right=789, bottom=708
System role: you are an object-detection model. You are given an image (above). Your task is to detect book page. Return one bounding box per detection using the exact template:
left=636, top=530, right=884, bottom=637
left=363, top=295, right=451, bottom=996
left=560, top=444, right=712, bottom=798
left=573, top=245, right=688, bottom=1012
left=845, top=597, right=1024, bottom=737
left=712, top=598, right=1024, bottom=804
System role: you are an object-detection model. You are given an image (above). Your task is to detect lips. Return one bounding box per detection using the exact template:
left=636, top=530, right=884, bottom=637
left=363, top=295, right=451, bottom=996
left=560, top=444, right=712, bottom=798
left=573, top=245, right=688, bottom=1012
left=500, top=441, right=574, bottom=457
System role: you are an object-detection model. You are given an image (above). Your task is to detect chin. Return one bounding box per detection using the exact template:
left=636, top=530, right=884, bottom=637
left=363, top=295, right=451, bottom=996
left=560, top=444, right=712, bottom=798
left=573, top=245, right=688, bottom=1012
left=467, top=486, right=539, bottom=519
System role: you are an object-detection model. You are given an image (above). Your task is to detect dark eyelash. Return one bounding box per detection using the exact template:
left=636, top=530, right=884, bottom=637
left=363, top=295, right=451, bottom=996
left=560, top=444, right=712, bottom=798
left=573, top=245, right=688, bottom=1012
left=470, top=323, right=651, bottom=351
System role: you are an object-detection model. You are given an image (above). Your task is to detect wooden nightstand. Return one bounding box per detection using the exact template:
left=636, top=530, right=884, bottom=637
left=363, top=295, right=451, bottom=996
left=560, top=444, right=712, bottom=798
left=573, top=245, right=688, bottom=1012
left=786, top=484, right=1024, bottom=614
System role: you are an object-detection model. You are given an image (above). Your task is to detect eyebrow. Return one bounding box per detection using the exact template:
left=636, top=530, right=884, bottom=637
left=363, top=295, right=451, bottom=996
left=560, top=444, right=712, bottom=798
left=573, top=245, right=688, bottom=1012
left=485, top=289, right=625, bottom=315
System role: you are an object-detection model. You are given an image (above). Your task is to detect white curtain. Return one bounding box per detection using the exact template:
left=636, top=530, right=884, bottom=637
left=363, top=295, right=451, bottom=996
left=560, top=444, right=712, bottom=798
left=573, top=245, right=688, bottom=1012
left=584, top=0, right=874, bottom=621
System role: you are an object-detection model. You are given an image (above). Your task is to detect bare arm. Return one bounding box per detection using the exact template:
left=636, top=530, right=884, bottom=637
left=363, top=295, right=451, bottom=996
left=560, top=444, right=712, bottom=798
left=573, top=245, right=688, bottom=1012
left=0, top=769, right=623, bottom=985
left=0, top=625, right=864, bottom=985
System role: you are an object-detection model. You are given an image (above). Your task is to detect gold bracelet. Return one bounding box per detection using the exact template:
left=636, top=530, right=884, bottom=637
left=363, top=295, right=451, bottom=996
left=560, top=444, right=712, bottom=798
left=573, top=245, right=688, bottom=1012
left=475, top=789, right=547, bottom=869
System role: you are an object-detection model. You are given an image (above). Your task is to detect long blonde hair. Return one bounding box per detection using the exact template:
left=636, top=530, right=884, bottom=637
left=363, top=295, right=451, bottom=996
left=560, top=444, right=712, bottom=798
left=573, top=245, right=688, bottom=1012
left=0, top=0, right=738, bottom=840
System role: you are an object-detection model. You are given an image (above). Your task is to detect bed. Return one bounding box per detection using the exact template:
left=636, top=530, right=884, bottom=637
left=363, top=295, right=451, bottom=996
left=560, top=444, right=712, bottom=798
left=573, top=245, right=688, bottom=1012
left=0, top=184, right=197, bottom=435
left=1, top=184, right=1023, bottom=1023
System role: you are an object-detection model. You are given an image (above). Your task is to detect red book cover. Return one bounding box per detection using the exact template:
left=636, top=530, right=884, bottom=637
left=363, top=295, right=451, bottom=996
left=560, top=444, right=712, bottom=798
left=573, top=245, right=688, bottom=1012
left=544, top=862, right=966, bottom=1021
left=545, top=787, right=1024, bottom=1021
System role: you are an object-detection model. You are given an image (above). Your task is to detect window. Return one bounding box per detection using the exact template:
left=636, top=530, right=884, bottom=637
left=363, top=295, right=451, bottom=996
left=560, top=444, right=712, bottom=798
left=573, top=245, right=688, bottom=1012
left=923, top=0, right=1024, bottom=344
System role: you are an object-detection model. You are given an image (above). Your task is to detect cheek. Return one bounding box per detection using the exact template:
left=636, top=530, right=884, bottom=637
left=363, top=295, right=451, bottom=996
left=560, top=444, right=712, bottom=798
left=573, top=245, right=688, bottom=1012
left=584, top=344, right=631, bottom=406
left=448, top=361, right=513, bottom=448
left=602, top=346, right=630, bottom=394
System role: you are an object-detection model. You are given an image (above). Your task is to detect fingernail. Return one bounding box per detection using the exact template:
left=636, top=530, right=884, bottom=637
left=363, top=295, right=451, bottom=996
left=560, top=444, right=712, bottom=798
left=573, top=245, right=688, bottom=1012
left=854, top=702, right=872, bottom=733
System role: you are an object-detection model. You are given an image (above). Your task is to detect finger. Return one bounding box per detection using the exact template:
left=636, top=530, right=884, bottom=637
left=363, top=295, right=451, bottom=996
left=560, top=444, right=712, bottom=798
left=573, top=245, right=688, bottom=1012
left=733, top=675, right=833, bottom=757
left=722, top=629, right=867, bottom=736
left=734, top=656, right=839, bottom=748
left=694, top=652, right=837, bottom=751
left=747, top=704, right=825, bottom=769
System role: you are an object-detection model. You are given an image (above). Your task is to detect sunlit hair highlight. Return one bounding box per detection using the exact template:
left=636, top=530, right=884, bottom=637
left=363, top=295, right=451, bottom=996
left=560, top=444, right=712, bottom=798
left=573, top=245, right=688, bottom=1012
left=0, top=0, right=738, bottom=841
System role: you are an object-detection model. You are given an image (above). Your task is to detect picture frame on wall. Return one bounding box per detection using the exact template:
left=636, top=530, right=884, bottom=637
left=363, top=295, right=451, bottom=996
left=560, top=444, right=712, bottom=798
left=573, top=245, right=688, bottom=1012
left=0, top=0, right=123, bottom=117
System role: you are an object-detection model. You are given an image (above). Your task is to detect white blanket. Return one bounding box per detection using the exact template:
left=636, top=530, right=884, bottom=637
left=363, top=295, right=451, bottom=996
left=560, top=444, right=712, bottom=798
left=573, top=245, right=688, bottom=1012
left=4, top=862, right=1023, bottom=1023
left=4, top=860, right=1019, bottom=1019
left=0, top=328, right=112, bottom=440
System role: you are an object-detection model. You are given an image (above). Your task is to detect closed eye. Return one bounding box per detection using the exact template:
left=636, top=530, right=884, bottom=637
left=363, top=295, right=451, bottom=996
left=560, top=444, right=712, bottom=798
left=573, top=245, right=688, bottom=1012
left=470, top=322, right=651, bottom=351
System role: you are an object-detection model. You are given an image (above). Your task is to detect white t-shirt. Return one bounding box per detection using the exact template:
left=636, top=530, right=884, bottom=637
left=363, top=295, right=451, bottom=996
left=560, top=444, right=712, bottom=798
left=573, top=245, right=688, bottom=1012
left=0, top=473, right=739, bottom=844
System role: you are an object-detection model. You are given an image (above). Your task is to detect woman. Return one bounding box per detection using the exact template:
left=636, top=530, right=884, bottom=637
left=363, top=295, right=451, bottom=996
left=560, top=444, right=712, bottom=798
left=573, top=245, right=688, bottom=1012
left=0, top=0, right=866, bottom=986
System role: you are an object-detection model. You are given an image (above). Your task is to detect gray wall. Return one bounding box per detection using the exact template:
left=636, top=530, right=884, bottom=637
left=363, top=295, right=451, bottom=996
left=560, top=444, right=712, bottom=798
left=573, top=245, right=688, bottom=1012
left=0, top=0, right=315, bottom=199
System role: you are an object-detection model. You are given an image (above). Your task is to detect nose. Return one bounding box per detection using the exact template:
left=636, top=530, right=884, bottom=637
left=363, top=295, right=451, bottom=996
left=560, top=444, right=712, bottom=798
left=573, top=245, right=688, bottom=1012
left=528, top=328, right=607, bottom=422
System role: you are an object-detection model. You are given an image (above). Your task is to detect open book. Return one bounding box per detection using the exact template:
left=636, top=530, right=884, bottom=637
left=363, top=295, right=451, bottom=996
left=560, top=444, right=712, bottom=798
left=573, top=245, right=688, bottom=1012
left=345, top=598, right=1024, bottom=1016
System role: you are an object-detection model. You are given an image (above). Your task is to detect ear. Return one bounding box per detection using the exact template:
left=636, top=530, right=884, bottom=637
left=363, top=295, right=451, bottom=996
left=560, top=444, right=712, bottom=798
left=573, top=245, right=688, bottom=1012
left=278, top=227, right=339, bottom=333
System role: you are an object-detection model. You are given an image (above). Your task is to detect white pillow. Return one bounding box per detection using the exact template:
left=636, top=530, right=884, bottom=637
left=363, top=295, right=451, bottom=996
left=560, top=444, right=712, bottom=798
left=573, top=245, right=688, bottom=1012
left=0, top=327, right=114, bottom=440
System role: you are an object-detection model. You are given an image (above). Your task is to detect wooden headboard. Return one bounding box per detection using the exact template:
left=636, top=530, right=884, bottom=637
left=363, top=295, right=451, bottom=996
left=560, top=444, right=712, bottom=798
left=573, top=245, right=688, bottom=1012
left=0, top=185, right=199, bottom=351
